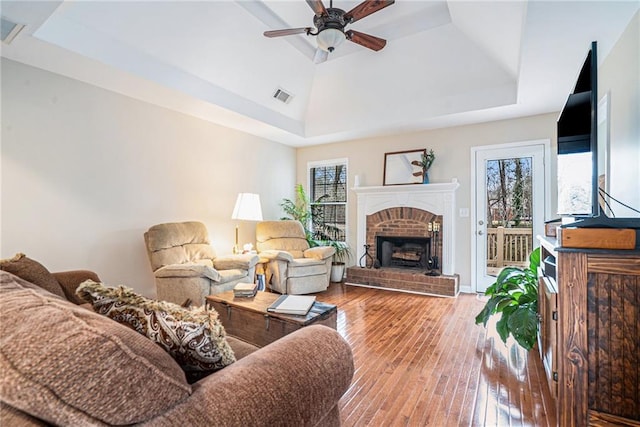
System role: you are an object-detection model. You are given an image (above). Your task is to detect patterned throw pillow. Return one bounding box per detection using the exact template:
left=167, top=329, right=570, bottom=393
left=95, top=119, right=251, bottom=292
left=76, top=280, right=235, bottom=383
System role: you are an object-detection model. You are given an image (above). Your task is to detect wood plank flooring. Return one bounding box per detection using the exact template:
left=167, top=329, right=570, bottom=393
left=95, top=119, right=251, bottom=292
left=315, top=283, right=557, bottom=426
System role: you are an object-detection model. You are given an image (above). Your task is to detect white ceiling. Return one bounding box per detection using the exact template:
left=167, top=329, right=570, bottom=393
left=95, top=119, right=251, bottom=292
left=1, top=1, right=638, bottom=147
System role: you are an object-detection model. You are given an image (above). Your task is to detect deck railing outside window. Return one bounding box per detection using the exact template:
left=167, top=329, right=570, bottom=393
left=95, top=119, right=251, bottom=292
left=486, top=227, right=532, bottom=274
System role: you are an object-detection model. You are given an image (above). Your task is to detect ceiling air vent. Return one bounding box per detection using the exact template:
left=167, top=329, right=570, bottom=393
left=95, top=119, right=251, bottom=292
left=273, top=88, right=294, bottom=104
left=1, top=17, right=25, bottom=45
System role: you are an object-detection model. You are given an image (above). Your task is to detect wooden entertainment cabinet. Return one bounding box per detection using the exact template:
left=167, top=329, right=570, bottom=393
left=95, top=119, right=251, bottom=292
left=537, top=235, right=640, bottom=426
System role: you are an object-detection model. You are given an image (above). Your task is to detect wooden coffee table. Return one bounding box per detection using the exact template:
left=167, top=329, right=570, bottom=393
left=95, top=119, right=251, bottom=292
left=206, top=291, right=337, bottom=348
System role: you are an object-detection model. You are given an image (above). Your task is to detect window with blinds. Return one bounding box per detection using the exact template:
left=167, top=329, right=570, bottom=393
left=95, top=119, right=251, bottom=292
left=309, top=162, right=347, bottom=242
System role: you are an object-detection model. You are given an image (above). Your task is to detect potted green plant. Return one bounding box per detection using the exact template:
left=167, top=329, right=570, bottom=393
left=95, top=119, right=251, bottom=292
left=280, top=184, right=339, bottom=247
left=325, top=240, right=352, bottom=283
left=280, top=184, right=316, bottom=246
left=475, top=247, right=541, bottom=351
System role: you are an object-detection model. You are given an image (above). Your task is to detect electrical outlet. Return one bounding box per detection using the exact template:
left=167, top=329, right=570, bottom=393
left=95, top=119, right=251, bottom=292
left=459, top=208, right=470, bottom=218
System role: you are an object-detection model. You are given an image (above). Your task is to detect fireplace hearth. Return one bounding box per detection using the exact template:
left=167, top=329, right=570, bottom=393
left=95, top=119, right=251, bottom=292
left=349, top=181, right=460, bottom=297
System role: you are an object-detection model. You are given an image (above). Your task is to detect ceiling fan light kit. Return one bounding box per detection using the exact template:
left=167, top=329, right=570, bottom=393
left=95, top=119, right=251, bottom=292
left=317, top=27, right=346, bottom=52
left=314, top=6, right=347, bottom=52
left=264, top=0, right=394, bottom=61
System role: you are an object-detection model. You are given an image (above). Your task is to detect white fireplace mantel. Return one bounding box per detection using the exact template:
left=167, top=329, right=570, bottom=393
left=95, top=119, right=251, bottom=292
left=352, top=179, right=460, bottom=275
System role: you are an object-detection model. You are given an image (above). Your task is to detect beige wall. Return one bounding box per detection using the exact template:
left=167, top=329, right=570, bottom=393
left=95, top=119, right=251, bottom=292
left=296, top=113, right=558, bottom=290
left=599, top=10, right=640, bottom=216
left=1, top=59, right=296, bottom=297
left=296, top=12, right=640, bottom=291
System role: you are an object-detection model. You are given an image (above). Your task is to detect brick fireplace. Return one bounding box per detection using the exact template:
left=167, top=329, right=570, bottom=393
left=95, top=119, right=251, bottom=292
left=347, top=180, right=460, bottom=297
left=366, top=207, right=442, bottom=270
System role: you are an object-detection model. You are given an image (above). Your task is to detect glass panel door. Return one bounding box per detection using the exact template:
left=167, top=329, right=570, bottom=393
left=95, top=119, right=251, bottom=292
left=474, top=144, right=545, bottom=292
left=485, top=157, right=533, bottom=277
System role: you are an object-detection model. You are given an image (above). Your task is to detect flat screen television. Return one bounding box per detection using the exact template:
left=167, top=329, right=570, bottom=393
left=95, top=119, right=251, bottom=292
left=557, top=41, right=640, bottom=232
left=557, top=41, right=599, bottom=218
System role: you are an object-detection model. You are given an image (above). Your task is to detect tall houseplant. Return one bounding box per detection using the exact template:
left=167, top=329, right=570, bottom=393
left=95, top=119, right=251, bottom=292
left=280, top=184, right=340, bottom=247
left=324, top=240, right=352, bottom=282
left=280, top=184, right=316, bottom=246
left=475, top=247, right=541, bottom=350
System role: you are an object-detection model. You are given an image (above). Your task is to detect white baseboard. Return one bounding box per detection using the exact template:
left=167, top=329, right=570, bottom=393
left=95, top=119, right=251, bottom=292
left=459, top=284, right=474, bottom=294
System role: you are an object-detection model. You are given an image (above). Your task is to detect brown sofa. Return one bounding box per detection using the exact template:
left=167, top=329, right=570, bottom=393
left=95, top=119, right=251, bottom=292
left=0, top=266, right=354, bottom=426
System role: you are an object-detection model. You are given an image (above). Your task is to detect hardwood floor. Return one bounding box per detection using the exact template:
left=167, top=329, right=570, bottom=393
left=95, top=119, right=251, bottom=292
left=316, top=283, right=557, bottom=426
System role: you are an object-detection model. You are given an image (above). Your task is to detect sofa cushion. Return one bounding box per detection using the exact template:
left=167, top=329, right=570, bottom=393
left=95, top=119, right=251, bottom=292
left=0, top=253, right=65, bottom=299
left=256, top=220, right=310, bottom=259
left=145, top=221, right=217, bottom=271
left=0, top=271, right=191, bottom=426
left=213, top=253, right=258, bottom=271
left=155, top=263, right=221, bottom=281
left=288, top=258, right=327, bottom=277
left=77, top=280, right=236, bottom=383
left=217, top=268, right=249, bottom=283
left=225, top=336, right=258, bottom=360
left=259, top=240, right=307, bottom=259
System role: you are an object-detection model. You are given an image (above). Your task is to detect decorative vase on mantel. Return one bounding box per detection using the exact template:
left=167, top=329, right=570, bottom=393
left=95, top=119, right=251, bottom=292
left=411, top=149, right=435, bottom=185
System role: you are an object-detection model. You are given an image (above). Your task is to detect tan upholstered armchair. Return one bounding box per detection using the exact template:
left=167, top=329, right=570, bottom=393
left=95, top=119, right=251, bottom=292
left=144, top=221, right=258, bottom=306
left=256, top=220, right=335, bottom=294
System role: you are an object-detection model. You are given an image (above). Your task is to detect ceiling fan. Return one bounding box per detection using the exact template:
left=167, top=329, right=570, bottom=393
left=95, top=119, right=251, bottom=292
left=264, top=0, right=395, bottom=63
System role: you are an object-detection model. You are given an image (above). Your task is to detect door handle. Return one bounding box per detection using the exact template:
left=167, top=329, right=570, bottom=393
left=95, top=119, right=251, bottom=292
left=478, top=230, right=484, bottom=235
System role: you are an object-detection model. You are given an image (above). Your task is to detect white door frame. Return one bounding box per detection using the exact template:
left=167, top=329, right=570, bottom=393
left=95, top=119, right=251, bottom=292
left=470, top=139, right=551, bottom=293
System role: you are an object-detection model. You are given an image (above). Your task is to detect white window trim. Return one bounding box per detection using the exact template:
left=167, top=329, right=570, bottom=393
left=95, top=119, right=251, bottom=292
left=307, top=158, right=349, bottom=243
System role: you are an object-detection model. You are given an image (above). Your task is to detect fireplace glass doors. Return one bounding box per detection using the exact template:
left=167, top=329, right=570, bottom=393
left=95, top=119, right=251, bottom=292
left=376, top=236, right=432, bottom=270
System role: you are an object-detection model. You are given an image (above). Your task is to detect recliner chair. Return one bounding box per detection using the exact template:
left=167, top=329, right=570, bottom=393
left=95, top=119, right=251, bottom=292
left=256, top=220, right=335, bottom=294
left=144, top=221, right=258, bottom=306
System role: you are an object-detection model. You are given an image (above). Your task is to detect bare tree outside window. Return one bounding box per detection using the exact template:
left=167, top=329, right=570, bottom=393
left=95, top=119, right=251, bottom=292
left=310, top=163, right=347, bottom=242
left=485, top=157, right=533, bottom=275
left=486, top=158, right=533, bottom=228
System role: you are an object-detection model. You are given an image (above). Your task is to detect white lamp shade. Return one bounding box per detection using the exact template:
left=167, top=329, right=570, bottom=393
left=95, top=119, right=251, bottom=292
left=317, top=28, right=346, bottom=52
left=232, top=193, right=263, bottom=221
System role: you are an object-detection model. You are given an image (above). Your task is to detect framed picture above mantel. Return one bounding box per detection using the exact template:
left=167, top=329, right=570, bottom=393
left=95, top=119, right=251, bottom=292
left=383, top=149, right=425, bottom=186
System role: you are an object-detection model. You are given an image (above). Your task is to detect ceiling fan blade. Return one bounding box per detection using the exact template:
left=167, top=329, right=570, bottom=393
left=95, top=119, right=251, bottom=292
left=345, top=0, right=395, bottom=24
left=313, top=48, right=329, bottom=64
left=264, top=27, right=312, bottom=38
left=306, top=0, right=327, bottom=16
left=346, top=30, right=387, bottom=51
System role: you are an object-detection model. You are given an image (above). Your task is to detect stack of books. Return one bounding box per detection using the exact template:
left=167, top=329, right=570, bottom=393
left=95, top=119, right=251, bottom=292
left=233, top=282, right=258, bottom=298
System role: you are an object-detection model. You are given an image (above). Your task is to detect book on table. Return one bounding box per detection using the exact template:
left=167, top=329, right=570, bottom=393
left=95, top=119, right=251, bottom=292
left=233, top=282, right=257, bottom=297
left=267, top=295, right=316, bottom=315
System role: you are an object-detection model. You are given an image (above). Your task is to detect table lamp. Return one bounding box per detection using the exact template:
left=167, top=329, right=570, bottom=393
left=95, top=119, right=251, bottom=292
left=231, top=193, right=263, bottom=254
